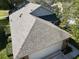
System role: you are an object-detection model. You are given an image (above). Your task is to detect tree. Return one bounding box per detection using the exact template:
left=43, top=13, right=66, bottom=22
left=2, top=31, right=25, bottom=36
left=60, top=0, right=79, bottom=44
left=0, top=0, right=10, bottom=9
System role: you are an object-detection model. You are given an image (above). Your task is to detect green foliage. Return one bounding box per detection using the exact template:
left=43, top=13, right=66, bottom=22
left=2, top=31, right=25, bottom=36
left=6, top=42, right=12, bottom=57
left=69, top=0, right=79, bottom=18
left=0, top=49, right=9, bottom=59
left=62, top=0, right=79, bottom=18
left=0, top=19, right=9, bottom=25
left=69, top=25, right=79, bottom=43
left=59, top=19, right=67, bottom=28
left=60, top=18, right=79, bottom=44
left=74, top=55, right=79, bottom=59
left=59, top=0, right=79, bottom=44
left=7, top=36, right=12, bottom=43
left=0, top=0, right=10, bottom=10
left=4, top=25, right=11, bottom=35
left=0, top=14, right=12, bottom=59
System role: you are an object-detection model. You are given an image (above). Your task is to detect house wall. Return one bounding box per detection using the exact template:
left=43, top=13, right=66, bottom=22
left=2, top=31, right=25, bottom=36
left=31, top=7, right=52, bottom=16
left=29, top=41, right=63, bottom=59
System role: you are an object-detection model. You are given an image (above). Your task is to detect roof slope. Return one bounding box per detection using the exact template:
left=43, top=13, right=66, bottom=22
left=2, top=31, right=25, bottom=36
left=16, top=17, right=70, bottom=59
left=9, top=3, right=70, bottom=59
left=9, top=3, right=40, bottom=59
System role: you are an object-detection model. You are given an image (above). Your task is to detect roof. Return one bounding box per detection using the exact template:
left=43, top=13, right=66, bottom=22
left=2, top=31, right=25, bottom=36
left=9, top=3, right=70, bottom=59
left=11, top=3, right=41, bottom=15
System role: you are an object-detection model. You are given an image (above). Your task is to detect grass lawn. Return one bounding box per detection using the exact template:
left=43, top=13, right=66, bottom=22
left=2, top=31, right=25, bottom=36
left=0, top=49, right=9, bottom=59
left=0, top=10, right=9, bottom=20
left=0, top=10, right=9, bottom=16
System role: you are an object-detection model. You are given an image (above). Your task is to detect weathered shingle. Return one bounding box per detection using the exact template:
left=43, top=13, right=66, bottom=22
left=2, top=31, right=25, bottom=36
left=9, top=3, right=70, bottom=59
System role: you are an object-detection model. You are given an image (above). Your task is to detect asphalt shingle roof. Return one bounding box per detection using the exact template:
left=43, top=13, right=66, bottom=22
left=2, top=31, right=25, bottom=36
left=9, top=3, right=70, bottom=59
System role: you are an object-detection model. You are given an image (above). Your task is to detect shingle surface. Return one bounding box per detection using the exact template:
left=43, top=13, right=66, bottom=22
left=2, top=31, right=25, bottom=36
left=9, top=3, right=40, bottom=59
left=16, top=17, right=70, bottom=59
left=9, top=3, right=70, bottom=59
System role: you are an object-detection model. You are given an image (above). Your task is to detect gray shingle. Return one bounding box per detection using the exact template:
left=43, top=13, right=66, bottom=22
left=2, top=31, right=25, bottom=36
left=9, top=3, right=70, bottom=59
